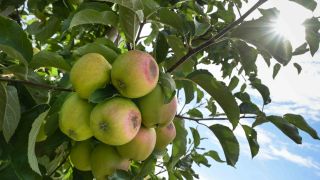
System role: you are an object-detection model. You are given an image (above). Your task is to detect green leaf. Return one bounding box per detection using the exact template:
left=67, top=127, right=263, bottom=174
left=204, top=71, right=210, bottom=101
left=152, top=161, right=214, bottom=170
left=194, top=20, right=210, bottom=37
left=98, top=0, right=144, bottom=12
left=303, top=17, right=320, bottom=56
left=272, top=63, right=281, bottom=79
left=187, top=109, right=203, bottom=118
left=252, top=114, right=268, bottom=127
left=2, top=86, right=21, bottom=142
left=251, top=82, right=271, bottom=105
left=192, top=151, right=210, bottom=167
left=292, top=43, right=309, bottom=55
left=283, top=113, right=319, bottom=140
left=0, top=15, right=33, bottom=65
left=134, top=155, right=157, bottom=179
left=168, top=118, right=188, bottom=169
left=166, top=35, right=187, bottom=59
left=239, top=102, right=261, bottom=115
left=231, top=15, right=292, bottom=65
left=228, top=76, right=239, bottom=92
left=73, top=42, right=118, bottom=63
left=268, top=115, right=302, bottom=144
left=141, top=0, right=160, bottom=18
left=242, top=125, right=259, bottom=158
left=234, top=40, right=258, bottom=75
left=28, top=109, right=50, bottom=175
left=293, top=63, right=302, bottom=74
left=27, top=16, right=61, bottom=43
left=30, top=51, right=71, bottom=71
left=0, top=83, right=7, bottom=132
left=154, top=32, right=169, bottom=63
left=182, top=81, right=194, bottom=104
left=234, top=92, right=251, bottom=102
left=190, top=127, right=200, bottom=147
left=89, top=85, right=119, bottom=104
left=153, top=8, right=185, bottom=33
left=209, top=124, right=239, bottom=166
left=119, top=6, right=140, bottom=44
left=289, top=0, right=317, bottom=11
left=69, top=9, right=118, bottom=28
left=159, top=73, right=176, bottom=103
left=188, top=70, right=240, bottom=129
left=204, top=150, right=225, bottom=163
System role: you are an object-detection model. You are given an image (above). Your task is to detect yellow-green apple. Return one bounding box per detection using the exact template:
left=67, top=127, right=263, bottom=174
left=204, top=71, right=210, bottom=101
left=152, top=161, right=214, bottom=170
left=70, top=140, right=93, bottom=171
left=59, top=93, right=93, bottom=141
left=91, top=144, right=130, bottom=179
left=70, top=53, right=112, bottom=99
left=116, top=126, right=156, bottom=161
left=111, top=50, right=159, bottom=98
left=137, top=85, right=177, bottom=128
left=90, top=97, right=141, bottom=145
left=155, top=122, right=176, bottom=150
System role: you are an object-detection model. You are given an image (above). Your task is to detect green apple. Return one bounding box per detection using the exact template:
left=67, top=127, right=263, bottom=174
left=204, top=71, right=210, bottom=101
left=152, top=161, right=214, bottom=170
left=111, top=50, right=159, bottom=98
left=138, top=85, right=178, bottom=128
left=116, top=126, right=156, bottom=161
left=91, top=144, right=129, bottom=179
left=90, top=97, right=141, bottom=145
left=70, top=53, right=112, bottom=99
left=59, top=93, right=93, bottom=141
left=155, top=122, right=176, bottom=150
left=70, top=140, right=93, bottom=171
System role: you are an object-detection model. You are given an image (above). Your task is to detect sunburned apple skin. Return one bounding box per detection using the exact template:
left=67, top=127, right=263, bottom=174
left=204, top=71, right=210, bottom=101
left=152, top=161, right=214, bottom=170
left=70, top=53, right=112, bottom=99
left=59, top=93, right=93, bottom=141
left=90, top=97, right=142, bottom=145
left=111, top=50, right=159, bottom=98
left=138, top=85, right=177, bottom=128
left=116, top=126, right=156, bottom=161
left=154, top=122, right=176, bottom=151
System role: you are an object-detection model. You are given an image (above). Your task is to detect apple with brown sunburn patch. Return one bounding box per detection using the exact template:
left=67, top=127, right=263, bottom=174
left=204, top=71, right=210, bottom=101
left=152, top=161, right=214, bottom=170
left=155, top=122, right=176, bottom=151
left=111, top=50, right=159, bottom=98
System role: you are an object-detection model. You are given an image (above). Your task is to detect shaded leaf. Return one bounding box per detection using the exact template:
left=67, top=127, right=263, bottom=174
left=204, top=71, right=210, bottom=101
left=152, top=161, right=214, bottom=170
left=159, top=73, right=176, bottom=103
left=188, top=70, right=240, bottom=129
left=182, top=81, right=195, bottom=104
left=28, top=109, right=50, bottom=175
left=239, top=102, right=261, bottom=115
left=166, top=35, right=187, bottom=59
left=242, top=125, right=259, bottom=158
left=30, top=51, right=71, bottom=71
left=209, top=124, right=239, bottom=166
left=284, top=113, right=319, bottom=140
left=27, top=16, right=61, bottom=43
left=272, top=63, right=281, bottom=79
left=154, top=32, right=169, bottom=63
left=292, top=43, right=309, bottom=55
left=234, top=40, right=258, bottom=75
left=268, top=115, right=302, bottom=144
left=99, top=0, right=144, bottom=11
left=119, top=6, right=140, bottom=44
left=251, top=82, right=271, bottom=105
left=190, top=127, right=200, bottom=147
left=204, top=150, right=225, bottom=163
left=303, top=17, right=320, bottom=56
left=228, top=76, right=239, bottom=92
left=69, top=9, right=118, bottom=28
left=73, top=43, right=118, bottom=63
left=252, top=114, right=268, bottom=127
left=187, top=109, right=203, bottom=118
left=293, top=63, right=302, bottom=74
left=289, top=0, right=317, bottom=11
left=89, top=85, right=119, bottom=104
left=154, top=8, right=185, bottom=33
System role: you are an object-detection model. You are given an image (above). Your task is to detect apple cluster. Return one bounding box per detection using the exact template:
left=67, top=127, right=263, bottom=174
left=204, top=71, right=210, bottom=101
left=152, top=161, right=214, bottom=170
left=58, top=50, right=177, bottom=179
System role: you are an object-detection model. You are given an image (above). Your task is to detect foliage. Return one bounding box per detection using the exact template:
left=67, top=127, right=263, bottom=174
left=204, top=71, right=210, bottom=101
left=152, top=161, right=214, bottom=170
left=0, top=0, right=319, bottom=179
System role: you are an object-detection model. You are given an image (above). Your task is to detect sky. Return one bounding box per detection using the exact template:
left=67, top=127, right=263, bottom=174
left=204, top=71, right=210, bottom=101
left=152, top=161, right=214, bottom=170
left=186, top=1, right=320, bottom=180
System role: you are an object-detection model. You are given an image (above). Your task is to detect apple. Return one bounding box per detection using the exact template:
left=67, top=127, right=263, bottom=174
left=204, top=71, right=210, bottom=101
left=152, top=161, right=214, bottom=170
left=69, top=140, right=93, bottom=171
left=70, top=53, right=112, bottom=99
left=116, top=126, right=156, bottom=161
left=90, top=97, right=141, bottom=145
left=91, top=144, right=130, bottom=179
left=111, top=50, right=159, bottom=98
left=154, top=122, right=176, bottom=150
left=59, top=93, right=93, bottom=141
left=138, top=85, right=177, bottom=128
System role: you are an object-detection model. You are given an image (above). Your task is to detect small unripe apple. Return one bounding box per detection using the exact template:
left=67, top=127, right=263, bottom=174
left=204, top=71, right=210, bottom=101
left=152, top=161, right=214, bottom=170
left=70, top=140, right=93, bottom=171
left=155, top=122, right=176, bottom=150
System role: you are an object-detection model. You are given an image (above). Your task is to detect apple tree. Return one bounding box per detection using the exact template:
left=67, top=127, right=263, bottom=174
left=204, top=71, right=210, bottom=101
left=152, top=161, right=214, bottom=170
left=0, top=0, right=319, bottom=179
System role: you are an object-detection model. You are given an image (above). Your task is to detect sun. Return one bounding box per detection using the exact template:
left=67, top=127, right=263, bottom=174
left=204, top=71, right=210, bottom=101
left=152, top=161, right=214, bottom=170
left=271, top=16, right=292, bottom=39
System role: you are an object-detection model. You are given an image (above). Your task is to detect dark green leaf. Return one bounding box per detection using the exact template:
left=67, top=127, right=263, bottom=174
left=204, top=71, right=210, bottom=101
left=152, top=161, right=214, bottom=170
left=239, top=102, right=261, bottom=115
left=234, top=40, right=258, bottom=75
left=190, top=127, right=200, bottom=147
left=192, top=151, right=210, bottom=167
left=272, top=63, right=281, bottom=79
left=141, top=0, right=160, bottom=18
left=159, top=73, right=176, bottom=103
left=99, top=0, right=144, bottom=11
left=133, top=155, right=157, bottom=179
left=154, top=8, right=185, bottom=33
left=188, top=70, right=240, bottom=129
left=182, top=81, right=195, bottom=104
left=209, top=124, right=239, bottom=166
left=166, top=35, right=187, bottom=59
left=228, top=76, right=239, bottom=92
left=109, top=170, right=132, bottom=180
left=251, top=82, right=271, bottom=105
left=154, top=32, right=169, bottom=63
left=252, top=114, right=268, bottom=127
left=268, top=115, right=302, bottom=144
left=303, top=17, right=320, bottom=56
left=293, top=63, right=302, bottom=74
left=194, top=20, right=210, bottom=36
left=168, top=118, right=188, bottom=169
left=293, top=43, right=309, bottom=55
left=289, top=0, right=317, bottom=11
left=28, top=110, right=49, bottom=175
left=89, top=85, right=119, bottom=103
left=242, top=125, right=259, bottom=158
left=187, top=109, right=203, bottom=118
left=30, top=51, right=71, bottom=71
left=234, top=92, right=251, bottom=102
left=2, top=86, right=21, bottom=142
left=204, top=150, right=225, bottom=163
left=27, top=16, right=61, bottom=43
left=73, top=43, right=118, bottom=63
left=0, top=15, right=33, bottom=64
left=119, top=6, right=140, bottom=44
left=69, top=9, right=118, bottom=28
left=283, top=113, right=319, bottom=140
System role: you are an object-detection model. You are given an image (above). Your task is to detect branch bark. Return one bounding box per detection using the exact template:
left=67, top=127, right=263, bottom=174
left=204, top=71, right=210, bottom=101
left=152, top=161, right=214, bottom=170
left=0, top=77, right=73, bottom=92
left=166, top=0, right=268, bottom=73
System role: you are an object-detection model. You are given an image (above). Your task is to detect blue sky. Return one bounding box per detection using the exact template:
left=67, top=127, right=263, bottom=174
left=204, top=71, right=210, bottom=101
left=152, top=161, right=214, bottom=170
left=188, top=1, right=320, bottom=179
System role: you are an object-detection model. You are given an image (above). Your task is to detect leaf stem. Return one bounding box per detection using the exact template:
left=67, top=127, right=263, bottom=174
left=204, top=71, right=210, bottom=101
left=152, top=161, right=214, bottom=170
left=166, top=0, right=268, bottom=73
left=0, top=77, right=73, bottom=92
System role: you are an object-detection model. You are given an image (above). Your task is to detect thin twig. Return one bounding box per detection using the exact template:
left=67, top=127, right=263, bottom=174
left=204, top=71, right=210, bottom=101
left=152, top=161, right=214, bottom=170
left=176, top=114, right=257, bottom=121
left=48, top=151, right=71, bottom=177
left=0, top=77, right=73, bottom=92
left=166, top=0, right=268, bottom=73
left=135, top=20, right=146, bottom=45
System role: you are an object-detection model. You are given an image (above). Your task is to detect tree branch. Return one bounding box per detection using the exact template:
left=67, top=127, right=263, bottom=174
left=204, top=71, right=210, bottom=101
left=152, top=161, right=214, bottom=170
left=135, top=20, right=146, bottom=45
left=0, top=77, right=73, bottom=92
left=176, top=114, right=257, bottom=121
left=166, top=0, right=268, bottom=73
